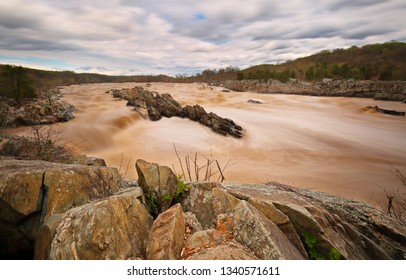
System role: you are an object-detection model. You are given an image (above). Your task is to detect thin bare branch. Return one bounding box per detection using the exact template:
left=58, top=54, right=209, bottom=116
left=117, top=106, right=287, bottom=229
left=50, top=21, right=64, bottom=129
left=118, top=152, right=123, bottom=174
left=124, top=158, right=132, bottom=178
left=173, top=143, right=186, bottom=179
left=216, top=160, right=225, bottom=182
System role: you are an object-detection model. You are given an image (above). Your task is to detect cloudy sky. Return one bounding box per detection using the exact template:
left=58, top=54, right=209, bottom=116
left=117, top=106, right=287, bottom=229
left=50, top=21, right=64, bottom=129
left=0, top=0, right=405, bottom=75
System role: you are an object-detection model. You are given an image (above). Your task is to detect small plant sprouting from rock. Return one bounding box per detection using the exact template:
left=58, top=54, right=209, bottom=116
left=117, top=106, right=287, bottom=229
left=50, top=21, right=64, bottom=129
left=144, top=175, right=190, bottom=218
left=302, top=231, right=341, bottom=260
left=173, top=175, right=190, bottom=203
left=145, top=190, right=160, bottom=218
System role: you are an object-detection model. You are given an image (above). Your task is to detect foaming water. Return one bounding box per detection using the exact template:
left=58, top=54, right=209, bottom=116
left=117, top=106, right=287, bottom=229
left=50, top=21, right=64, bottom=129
left=11, top=82, right=406, bottom=207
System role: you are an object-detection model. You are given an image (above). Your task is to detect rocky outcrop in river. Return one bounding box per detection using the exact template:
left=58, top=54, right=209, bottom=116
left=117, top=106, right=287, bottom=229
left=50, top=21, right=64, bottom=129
left=0, top=99, right=75, bottom=127
left=1, top=155, right=405, bottom=260
left=109, top=86, right=243, bottom=138
left=224, top=79, right=406, bottom=102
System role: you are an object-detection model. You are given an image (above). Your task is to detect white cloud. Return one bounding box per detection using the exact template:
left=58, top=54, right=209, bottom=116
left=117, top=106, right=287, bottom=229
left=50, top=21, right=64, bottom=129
left=0, top=0, right=405, bottom=75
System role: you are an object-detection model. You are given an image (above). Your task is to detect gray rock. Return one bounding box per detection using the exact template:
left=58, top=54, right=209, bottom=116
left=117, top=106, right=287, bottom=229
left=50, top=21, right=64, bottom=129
left=247, top=99, right=263, bottom=104
left=232, top=200, right=304, bottom=260
left=181, top=182, right=240, bottom=229
left=183, top=211, right=203, bottom=233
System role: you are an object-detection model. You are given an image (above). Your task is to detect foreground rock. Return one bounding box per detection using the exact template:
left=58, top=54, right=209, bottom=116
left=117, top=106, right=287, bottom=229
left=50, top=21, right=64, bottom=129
left=2, top=159, right=405, bottom=260
left=146, top=204, right=185, bottom=260
left=180, top=182, right=240, bottom=229
left=135, top=159, right=178, bottom=216
left=222, top=183, right=406, bottom=259
left=185, top=240, right=258, bottom=260
left=0, top=158, right=122, bottom=259
left=109, top=86, right=243, bottom=138
left=232, top=200, right=304, bottom=260
left=37, top=188, right=152, bottom=260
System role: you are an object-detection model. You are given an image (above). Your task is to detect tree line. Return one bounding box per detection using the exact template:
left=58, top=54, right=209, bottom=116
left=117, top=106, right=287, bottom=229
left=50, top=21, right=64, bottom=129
left=240, top=41, right=406, bottom=82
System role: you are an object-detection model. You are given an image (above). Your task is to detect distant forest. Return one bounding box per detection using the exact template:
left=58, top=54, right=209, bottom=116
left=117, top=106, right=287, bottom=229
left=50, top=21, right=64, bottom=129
left=238, top=41, right=406, bottom=82
left=1, top=41, right=405, bottom=93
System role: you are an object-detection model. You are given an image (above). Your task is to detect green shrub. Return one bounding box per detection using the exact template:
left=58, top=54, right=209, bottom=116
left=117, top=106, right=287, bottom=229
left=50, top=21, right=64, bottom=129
left=302, top=231, right=341, bottom=260
left=173, top=175, right=190, bottom=203
left=145, top=175, right=190, bottom=218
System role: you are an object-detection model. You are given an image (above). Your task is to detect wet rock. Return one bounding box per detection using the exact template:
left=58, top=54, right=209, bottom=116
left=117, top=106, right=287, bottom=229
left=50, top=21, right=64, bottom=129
left=46, top=188, right=152, bottom=260
left=155, top=93, right=183, bottom=117
left=247, top=99, right=263, bottom=104
left=199, top=113, right=243, bottom=138
left=147, top=106, right=162, bottom=121
left=364, top=106, right=405, bottom=116
left=181, top=105, right=207, bottom=121
left=232, top=200, right=304, bottom=260
left=146, top=204, right=185, bottom=260
left=135, top=159, right=178, bottom=215
left=111, top=87, right=243, bottom=138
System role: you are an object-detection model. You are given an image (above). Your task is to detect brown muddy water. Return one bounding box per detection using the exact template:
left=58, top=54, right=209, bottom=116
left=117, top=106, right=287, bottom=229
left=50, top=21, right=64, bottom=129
left=11, top=82, right=406, bottom=207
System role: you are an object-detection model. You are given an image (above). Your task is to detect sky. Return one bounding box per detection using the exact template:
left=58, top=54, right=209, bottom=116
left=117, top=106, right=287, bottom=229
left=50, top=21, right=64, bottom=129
left=0, top=0, right=405, bottom=76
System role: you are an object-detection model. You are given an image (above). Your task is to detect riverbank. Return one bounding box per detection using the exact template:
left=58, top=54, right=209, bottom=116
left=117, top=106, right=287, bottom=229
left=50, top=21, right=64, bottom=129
left=224, top=79, right=406, bottom=102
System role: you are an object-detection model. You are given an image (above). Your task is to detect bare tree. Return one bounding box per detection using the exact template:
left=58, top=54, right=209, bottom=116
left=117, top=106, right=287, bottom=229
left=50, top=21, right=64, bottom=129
left=1, top=65, right=36, bottom=104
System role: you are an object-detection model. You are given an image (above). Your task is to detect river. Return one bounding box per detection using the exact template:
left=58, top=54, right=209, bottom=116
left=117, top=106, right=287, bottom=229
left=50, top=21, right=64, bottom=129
left=42, top=82, right=406, bottom=207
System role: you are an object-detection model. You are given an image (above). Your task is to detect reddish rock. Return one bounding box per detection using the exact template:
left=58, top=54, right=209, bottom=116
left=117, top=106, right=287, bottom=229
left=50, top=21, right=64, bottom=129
left=146, top=204, right=185, bottom=260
